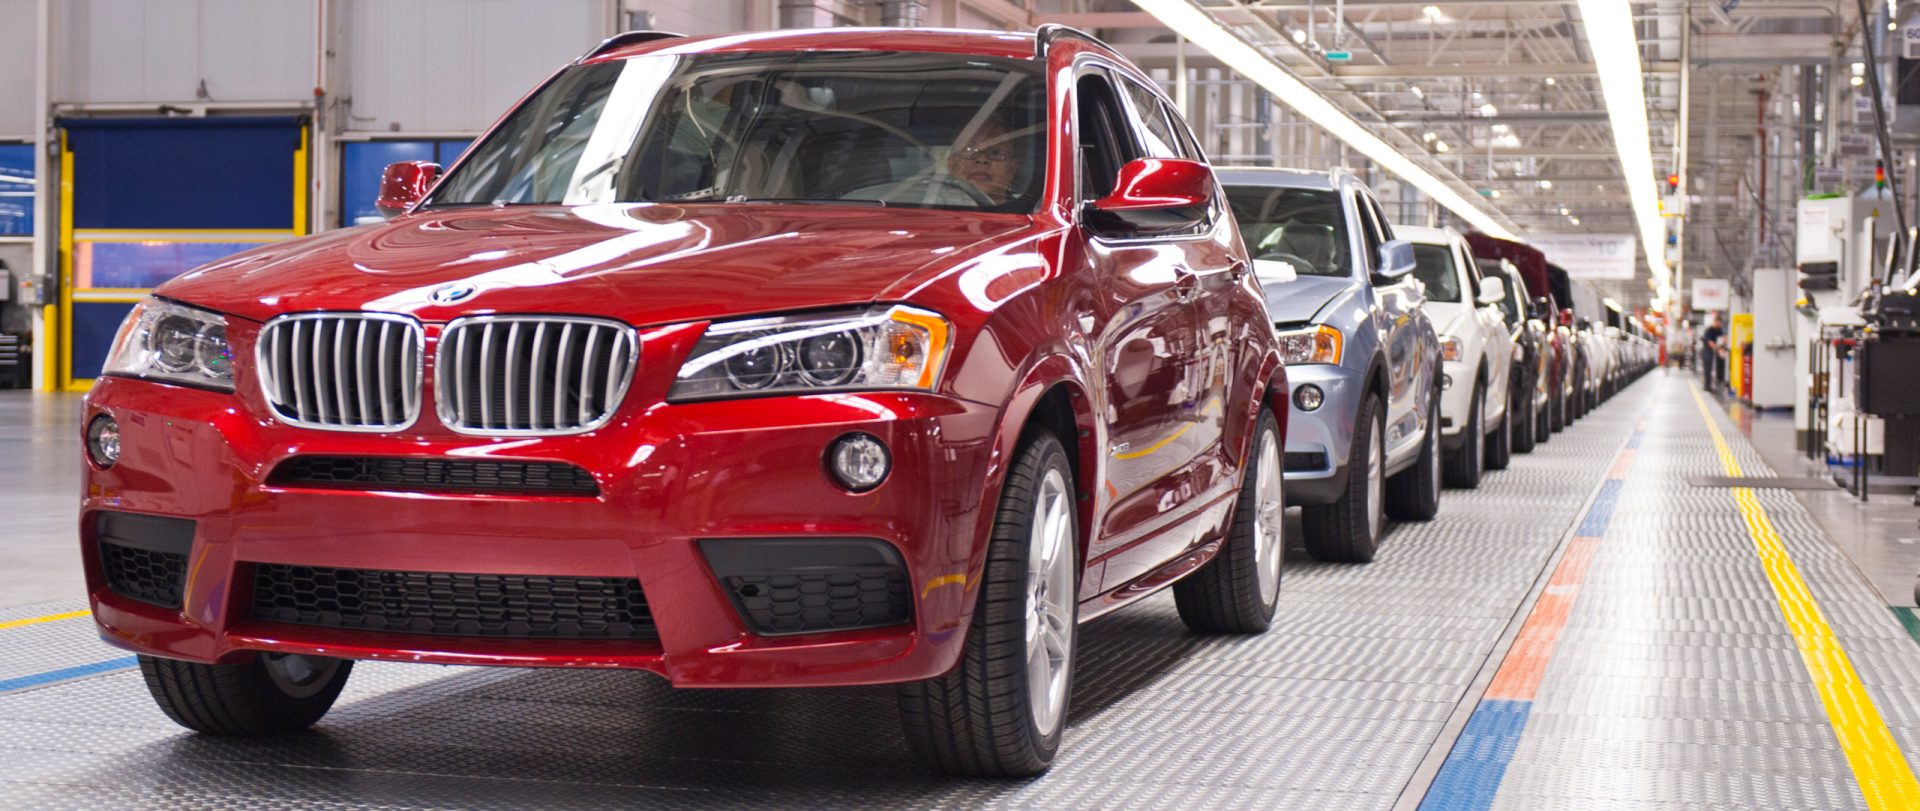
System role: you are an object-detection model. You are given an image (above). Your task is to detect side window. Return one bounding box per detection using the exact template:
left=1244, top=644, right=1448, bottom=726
left=1076, top=70, right=1139, bottom=202
left=1365, top=195, right=1396, bottom=245
left=1163, top=101, right=1207, bottom=162
left=1457, top=244, right=1484, bottom=299
left=1119, top=79, right=1182, bottom=159
left=1351, top=191, right=1384, bottom=271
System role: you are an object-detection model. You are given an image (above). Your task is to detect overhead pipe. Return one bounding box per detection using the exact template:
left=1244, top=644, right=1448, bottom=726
left=1855, top=0, right=1908, bottom=238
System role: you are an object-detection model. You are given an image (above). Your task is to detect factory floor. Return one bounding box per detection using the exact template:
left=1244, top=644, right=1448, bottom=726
left=5, top=372, right=1920, bottom=809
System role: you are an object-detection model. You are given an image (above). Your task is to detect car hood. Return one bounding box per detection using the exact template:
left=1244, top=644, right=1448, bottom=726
left=1259, top=274, right=1358, bottom=325
left=1426, top=301, right=1471, bottom=338
left=156, top=204, right=1037, bottom=325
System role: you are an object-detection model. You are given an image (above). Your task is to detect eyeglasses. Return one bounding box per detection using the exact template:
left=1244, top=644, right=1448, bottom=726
left=955, top=146, right=1016, bottom=163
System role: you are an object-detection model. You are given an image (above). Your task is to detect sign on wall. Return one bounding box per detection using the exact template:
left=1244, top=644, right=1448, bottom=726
left=1693, top=278, right=1732, bottom=311
left=1530, top=233, right=1638, bottom=280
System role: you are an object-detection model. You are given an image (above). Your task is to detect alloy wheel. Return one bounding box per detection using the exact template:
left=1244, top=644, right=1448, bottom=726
left=1025, top=467, right=1076, bottom=736
left=1253, top=428, right=1284, bottom=604
left=261, top=653, right=343, bottom=699
left=1366, top=425, right=1385, bottom=541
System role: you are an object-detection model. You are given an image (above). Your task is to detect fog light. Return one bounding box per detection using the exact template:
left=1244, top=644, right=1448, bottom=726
left=1441, top=373, right=1453, bottom=390
left=87, top=414, right=120, bottom=468
left=827, top=432, right=890, bottom=492
left=1293, top=384, right=1324, bottom=411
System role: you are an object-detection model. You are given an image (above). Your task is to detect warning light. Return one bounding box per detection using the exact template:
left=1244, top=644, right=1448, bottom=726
left=1666, top=173, right=1679, bottom=192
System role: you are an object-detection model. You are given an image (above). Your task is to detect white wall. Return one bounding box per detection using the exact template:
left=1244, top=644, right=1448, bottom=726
left=57, top=0, right=316, bottom=104
left=645, top=0, right=750, bottom=37
left=0, top=0, right=35, bottom=135
left=341, top=0, right=607, bottom=133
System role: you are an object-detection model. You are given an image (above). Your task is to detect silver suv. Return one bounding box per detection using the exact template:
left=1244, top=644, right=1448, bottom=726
left=1221, top=167, right=1442, bottom=563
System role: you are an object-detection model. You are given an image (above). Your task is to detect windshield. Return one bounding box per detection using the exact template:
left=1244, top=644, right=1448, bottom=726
left=1225, top=186, right=1352, bottom=277
left=426, top=51, right=1047, bottom=213
left=1410, top=244, right=1462, bottom=302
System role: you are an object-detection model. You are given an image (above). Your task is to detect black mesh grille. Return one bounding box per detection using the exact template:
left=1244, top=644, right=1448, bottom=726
left=269, top=456, right=599, bottom=496
left=250, top=564, right=655, bottom=639
left=100, top=541, right=188, bottom=609
left=1284, top=452, right=1327, bottom=472
left=722, top=571, right=910, bottom=636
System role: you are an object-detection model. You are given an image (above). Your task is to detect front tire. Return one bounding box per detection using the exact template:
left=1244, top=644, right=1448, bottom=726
left=898, top=429, right=1079, bottom=777
left=1386, top=393, right=1442, bottom=520
left=1443, top=379, right=1486, bottom=488
left=138, top=652, right=352, bottom=737
left=1302, top=392, right=1384, bottom=563
left=1511, top=385, right=1537, bottom=454
left=1176, top=406, right=1284, bottom=634
left=1485, top=399, right=1512, bottom=471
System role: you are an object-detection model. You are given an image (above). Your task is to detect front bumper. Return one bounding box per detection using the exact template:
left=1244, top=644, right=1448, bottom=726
left=1438, top=358, right=1477, bottom=448
left=1281, top=363, right=1363, bottom=505
left=81, top=376, right=1000, bottom=688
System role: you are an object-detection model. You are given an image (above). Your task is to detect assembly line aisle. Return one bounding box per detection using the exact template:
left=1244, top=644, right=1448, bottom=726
left=2, top=375, right=1915, bottom=809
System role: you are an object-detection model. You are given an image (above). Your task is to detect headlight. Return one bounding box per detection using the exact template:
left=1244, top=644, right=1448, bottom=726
left=1275, top=324, right=1342, bottom=365
left=1440, top=336, right=1462, bottom=362
left=102, top=298, right=234, bottom=391
left=671, top=305, right=951, bottom=400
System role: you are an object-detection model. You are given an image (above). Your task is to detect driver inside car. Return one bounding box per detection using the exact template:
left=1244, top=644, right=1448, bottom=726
left=846, top=113, right=1035, bottom=207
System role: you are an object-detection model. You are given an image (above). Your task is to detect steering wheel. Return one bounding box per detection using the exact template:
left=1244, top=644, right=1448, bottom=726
left=876, top=172, right=996, bottom=207
left=1256, top=252, right=1316, bottom=274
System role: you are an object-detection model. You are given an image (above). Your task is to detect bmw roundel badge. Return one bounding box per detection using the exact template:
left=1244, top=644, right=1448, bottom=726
left=430, top=282, right=478, bottom=305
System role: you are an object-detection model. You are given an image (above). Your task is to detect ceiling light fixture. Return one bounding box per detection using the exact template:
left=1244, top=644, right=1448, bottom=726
left=1479, top=102, right=1499, bottom=117
left=1538, top=179, right=1553, bottom=190
left=1545, top=76, right=1557, bottom=86
left=1576, top=0, right=1671, bottom=299
left=1129, top=0, right=1514, bottom=237
left=1422, top=5, right=1448, bottom=23
left=1435, top=140, right=1451, bottom=153
left=1411, top=85, right=1425, bottom=99
left=1292, top=29, right=1308, bottom=44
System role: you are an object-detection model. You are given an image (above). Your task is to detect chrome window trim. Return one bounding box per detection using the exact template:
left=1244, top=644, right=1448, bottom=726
left=433, top=314, right=640, bottom=437
left=254, top=312, right=426, bottom=434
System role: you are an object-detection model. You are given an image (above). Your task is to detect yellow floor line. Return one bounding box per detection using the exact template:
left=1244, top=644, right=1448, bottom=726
left=1689, top=385, right=1920, bottom=810
left=0, top=610, right=90, bottom=631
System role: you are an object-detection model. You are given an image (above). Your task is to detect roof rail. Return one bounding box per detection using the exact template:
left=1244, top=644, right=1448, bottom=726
left=1034, top=23, right=1108, bottom=60
left=578, top=30, right=687, bottom=63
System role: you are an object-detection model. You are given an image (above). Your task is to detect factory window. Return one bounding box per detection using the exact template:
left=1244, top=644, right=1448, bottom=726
left=340, top=139, right=472, bottom=227
left=0, top=143, right=33, bottom=236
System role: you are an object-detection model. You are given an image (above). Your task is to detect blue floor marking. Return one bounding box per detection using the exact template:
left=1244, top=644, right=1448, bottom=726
left=1419, top=699, right=1534, bottom=811
left=0, top=657, right=138, bottom=694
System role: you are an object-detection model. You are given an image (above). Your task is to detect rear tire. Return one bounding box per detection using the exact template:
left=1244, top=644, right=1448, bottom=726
left=1442, top=380, right=1485, bottom=488
left=1302, top=393, right=1384, bottom=563
left=898, top=429, right=1078, bottom=777
left=1549, top=388, right=1566, bottom=433
left=1175, top=406, right=1284, bottom=634
left=1386, top=394, right=1442, bottom=520
left=138, top=653, right=352, bottom=737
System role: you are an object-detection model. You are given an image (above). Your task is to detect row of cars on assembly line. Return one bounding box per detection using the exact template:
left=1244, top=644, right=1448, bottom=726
left=76, top=26, right=1655, bottom=779
left=1219, top=168, right=1655, bottom=565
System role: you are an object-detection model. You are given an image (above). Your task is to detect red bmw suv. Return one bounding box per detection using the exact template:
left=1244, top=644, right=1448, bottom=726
left=80, top=26, right=1285, bottom=776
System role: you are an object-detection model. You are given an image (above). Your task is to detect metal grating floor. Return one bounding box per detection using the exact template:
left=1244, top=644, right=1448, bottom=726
left=2, top=374, right=1917, bottom=809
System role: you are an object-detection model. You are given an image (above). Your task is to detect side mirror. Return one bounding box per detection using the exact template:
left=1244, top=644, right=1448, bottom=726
left=1477, top=275, right=1507, bottom=305
left=1560, top=308, right=1575, bottom=326
left=376, top=161, right=441, bottom=218
left=1371, top=239, right=1416, bottom=285
left=1530, top=296, right=1551, bottom=320
left=1086, top=158, right=1213, bottom=235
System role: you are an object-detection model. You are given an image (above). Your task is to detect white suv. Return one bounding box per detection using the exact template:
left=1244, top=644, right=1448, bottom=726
left=1400, top=226, right=1514, bottom=488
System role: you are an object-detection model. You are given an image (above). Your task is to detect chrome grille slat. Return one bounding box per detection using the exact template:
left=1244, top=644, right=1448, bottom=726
left=258, top=314, right=423, bottom=432
left=355, top=321, right=373, bottom=423
left=504, top=322, right=522, bottom=431
left=529, top=323, right=549, bottom=431
left=436, top=316, right=637, bottom=436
